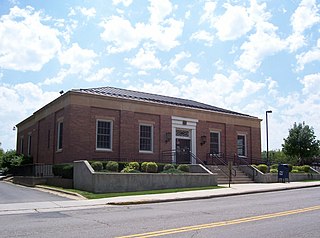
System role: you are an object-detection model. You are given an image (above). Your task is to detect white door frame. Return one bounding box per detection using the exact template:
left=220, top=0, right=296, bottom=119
left=171, top=116, right=198, bottom=164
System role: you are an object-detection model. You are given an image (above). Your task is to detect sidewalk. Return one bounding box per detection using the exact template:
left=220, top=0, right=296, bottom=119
left=0, top=181, right=319, bottom=215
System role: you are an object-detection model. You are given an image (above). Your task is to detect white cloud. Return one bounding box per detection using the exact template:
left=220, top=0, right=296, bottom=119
left=296, top=39, right=320, bottom=71
left=288, top=0, right=320, bottom=51
left=291, top=0, right=320, bottom=34
left=0, top=6, right=61, bottom=71
left=183, top=62, right=200, bottom=75
left=227, top=79, right=265, bottom=103
left=214, top=4, right=253, bottom=41
left=200, top=1, right=217, bottom=25
left=100, top=1, right=183, bottom=53
left=147, top=18, right=184, bottom=51
left=148, top=0, right=173, bottom=24
left=0, top=83, right=59, bottom=150
left=300, top=73, right=320, bottom=95
left=77, top=7, right=96, bottom=19
left=126, top=48, right=161, bottom=70
left=59, top=43, right=97, bottom=75
left=235, top=0, right=287, bottom=72
left=100, top=16, right=145, bottom=53
left=112, top=0, right=133, bottom=7
left=190, top=30, right=214, bottom=46
left=43, top=43, right=97, bottom=85
left=128, top=80, right=181, bottom=98
left=86, top=67, right=114, bottom=82
left=236, top=27, right=286, bottom=72
left=168, top=51, right=191, bottom=73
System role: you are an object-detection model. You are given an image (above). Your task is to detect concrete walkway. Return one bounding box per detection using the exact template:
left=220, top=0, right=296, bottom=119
left=0, top=181, right=319, bottom=215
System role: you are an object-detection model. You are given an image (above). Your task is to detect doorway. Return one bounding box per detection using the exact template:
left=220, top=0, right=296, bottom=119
left=176, top=138, right=191, bottom=164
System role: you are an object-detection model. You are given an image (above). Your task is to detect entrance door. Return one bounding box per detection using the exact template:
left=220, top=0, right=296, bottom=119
left=176, top=138, right=191, bottom=164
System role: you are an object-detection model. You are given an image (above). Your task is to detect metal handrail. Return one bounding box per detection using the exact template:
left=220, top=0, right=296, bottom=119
left=208, top=153, right=236, bottom=177
left=235, top=155, right=257, bottom=180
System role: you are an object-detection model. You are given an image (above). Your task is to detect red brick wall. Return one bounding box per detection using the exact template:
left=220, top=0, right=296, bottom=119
left=18, top=101, right=261, bottom=165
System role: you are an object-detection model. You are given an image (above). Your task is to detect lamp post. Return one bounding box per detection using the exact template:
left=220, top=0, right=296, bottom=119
left=266, top=110, right=272, bottom=171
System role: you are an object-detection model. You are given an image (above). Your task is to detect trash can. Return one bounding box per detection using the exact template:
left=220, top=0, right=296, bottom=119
left=278, top=164, right=289, bottom=183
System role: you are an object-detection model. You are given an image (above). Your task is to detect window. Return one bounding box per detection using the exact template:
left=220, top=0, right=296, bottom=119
left=96, top=120, right=112, bottom=150
left=57, top=121, right=63, bottom=151
left=27, top=134, right=32, bottom=156
left=140, top=124, right=153, bottom=152
left=210, top=132, right=220, bottom=154
left=20, top=136, right=24, bottom=154
left=237, top=134, right=246, bottom=157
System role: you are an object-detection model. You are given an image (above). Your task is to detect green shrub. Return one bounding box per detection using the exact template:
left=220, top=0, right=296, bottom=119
left=163, top=164, right=175, bottom=171
left=302, top=165, right=310, bottom=173
left=156, top=163, right=166, bottom=172
left=118, top=162, right=128, bottom=172
left=141, top=162, right=148, bottom=172
left=121, top=166, right=140, bottom=173
left=270, top=168, right=278, bottom=173
left=91, top=161, right=103, bottom=171
left=146, top=162, right=158, bottom=173
left=177, top=164, right=189, bottom=172
left=128, top=162, right=140, bottom=171
left=291, top=169, right=299, bottom=173
left=257, top=164, right=268, bottom=174
left=287, top=164, right=293, bottom=172
left=53, top=164, right=73, bottom=179
left=106, top=161, right=119, bottom=172
left=161, top=168, right=182, bottom=174
left=270, top=164, right=278, bottom=170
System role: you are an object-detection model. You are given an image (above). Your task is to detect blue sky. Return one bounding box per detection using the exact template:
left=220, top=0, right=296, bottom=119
left=0, top=0, right=320, bottom=152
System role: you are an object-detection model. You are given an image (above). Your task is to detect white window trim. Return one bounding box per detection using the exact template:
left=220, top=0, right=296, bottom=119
left=56, top=120, right=63, bottom=152
left=139, top=123, right=153, bottom=153
left=96, top=119, right=113, bottom=151
left=210, top=131, right=220, bottom=154
left=237, top=134, right=247, bottom=157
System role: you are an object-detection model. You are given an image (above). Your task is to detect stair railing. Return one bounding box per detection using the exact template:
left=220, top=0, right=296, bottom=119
left=208, top=153, right=236, bottom=177
left=234, top=155, right=258, bottom=181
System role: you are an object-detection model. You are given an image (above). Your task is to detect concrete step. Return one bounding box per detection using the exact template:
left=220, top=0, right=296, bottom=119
left=206, top=165, right=254, bottom=184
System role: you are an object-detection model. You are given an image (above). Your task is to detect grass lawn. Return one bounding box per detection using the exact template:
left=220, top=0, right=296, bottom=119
left=42, top=185, right=223, bottom=199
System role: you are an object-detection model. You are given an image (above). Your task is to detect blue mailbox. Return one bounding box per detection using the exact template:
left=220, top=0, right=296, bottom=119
left=278, top=164, right=290, bottom=183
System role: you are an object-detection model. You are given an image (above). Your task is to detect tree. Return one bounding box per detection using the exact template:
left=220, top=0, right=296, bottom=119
left=282, top=122, right=320, bottom=165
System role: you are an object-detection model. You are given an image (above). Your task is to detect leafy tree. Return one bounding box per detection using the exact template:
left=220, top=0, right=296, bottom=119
left=262, top=149, right=298, bottom=165
left=0, top=142, right=4, bottom=158
left=282, top=122, right=320, bottom=165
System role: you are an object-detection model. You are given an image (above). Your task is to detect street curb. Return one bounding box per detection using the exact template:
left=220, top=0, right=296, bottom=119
left=35, top=185, right=87, bottom=200
left=107, top=184, right=320, bottom=205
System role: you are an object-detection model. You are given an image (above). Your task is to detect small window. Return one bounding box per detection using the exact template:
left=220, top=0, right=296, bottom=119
left=139, top=124, right=153, bottom=152
left=27, top=134, right=32, bottom=156
left=210, top=132, right=220, bottom=154
left=96, top=120, right=112, bottom=150
left=57, top=121, right=63, bottom=151
left=237, top=134, right=246, bottom=157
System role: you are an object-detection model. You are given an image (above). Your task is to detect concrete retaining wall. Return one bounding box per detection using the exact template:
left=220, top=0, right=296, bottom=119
left=254, top=172, right=320, bottom=183
left=238, top=165, right=320, bottom=183
left=74, top=160, right=217, bottom=193
left=13, top=176, right=73, bottom=188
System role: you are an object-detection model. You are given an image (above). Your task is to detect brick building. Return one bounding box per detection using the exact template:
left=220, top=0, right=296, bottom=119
left=16, top=87, right=262, bottom=165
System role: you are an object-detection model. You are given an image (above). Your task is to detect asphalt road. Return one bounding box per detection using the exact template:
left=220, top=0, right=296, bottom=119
left=0, top=181, right=70, bottom=204
left=0, top=187, right=319, bottom=237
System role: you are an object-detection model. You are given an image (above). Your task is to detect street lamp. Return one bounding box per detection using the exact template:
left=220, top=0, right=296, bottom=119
left=266, top=110, right=272, bottom=171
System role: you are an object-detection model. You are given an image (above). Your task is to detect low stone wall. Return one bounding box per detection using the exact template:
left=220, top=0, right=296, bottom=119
left=13, top=176, right=73, bottom=188
left=254, top=172, right=320, bottom=183
left=238, top=165, right=320, bottom=183
left=13, top=176, right=47, bottom=187
left=74, top=160, right=217, bottom=193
